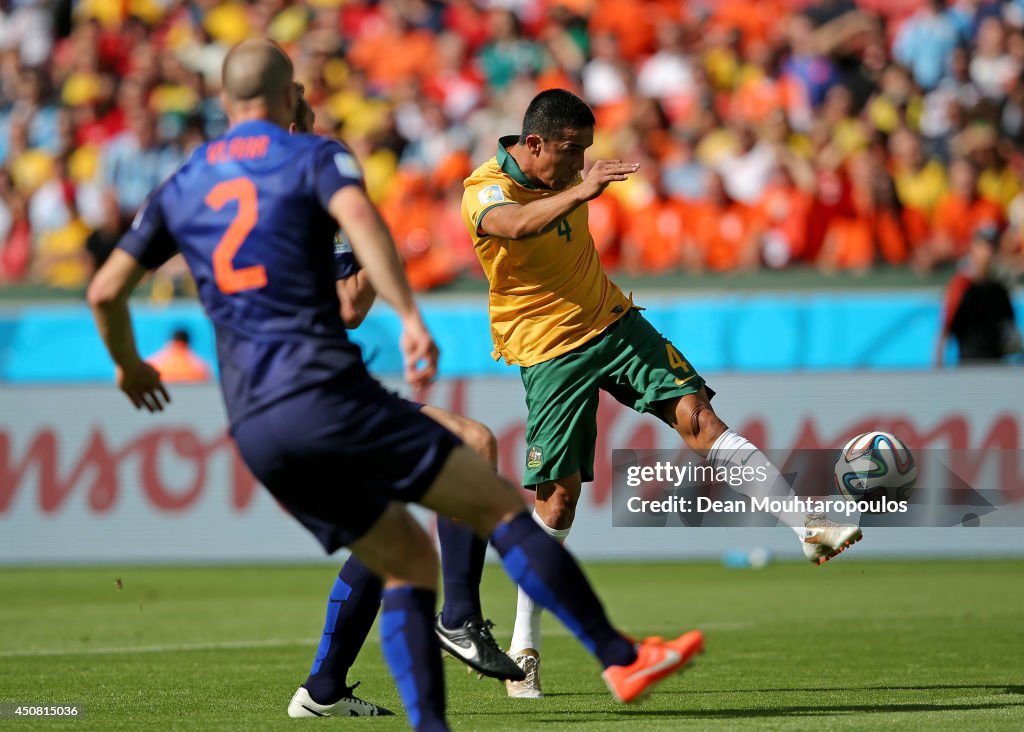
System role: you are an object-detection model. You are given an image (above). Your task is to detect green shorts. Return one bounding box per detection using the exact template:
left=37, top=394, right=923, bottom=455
left=520, top=308, right=707, bottom=487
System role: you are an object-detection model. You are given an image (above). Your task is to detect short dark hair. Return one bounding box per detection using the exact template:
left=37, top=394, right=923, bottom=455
left=171, top=328, right=191, bottom=345
left=292, top=81, right=311, bottom=129
left=519, top=89, right=595, bottom=143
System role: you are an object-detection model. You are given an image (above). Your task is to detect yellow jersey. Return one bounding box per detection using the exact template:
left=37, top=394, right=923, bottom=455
left=462, top=136, right=631, bottom=367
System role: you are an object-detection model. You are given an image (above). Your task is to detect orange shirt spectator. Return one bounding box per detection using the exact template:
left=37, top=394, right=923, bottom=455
left=379, top=171, right=457, bottom=291
left=876, top=209, right=911, bottom=265
left=708, top=0, right=786, bottom=54
left=929, top=159, right=1004, bottom=264
left=148, top=329, right=212, bottom=383
left=685, top=176, right=764, bottom=272
left=820, top=157, right=910, bottom=271
left=758, top=179, right=813, bottom=266
left=805, top=166, right=856, bottom=263
left=901, top=206, right=931, bottom=252
left=621, top=194, right=687, bottom=273
left=588, top=0, right=685, bottom=61
left=348, top=19, right=437, bottom=91
left=588, top=192, right=624, bottom=271
left=819, top=217, right=874, bottom=271
left=932, top=195, right=1003, bottom=260
left=730, top=71, right=784, bottom=125
left=433, top=189, right=478, bottom=277
left=687, top=200, right=763, bottom=272
left=433, top=155, right=478, bottom=277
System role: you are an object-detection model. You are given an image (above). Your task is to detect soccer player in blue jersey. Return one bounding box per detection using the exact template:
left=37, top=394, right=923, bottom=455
left=285, top=85, right=523, bottom=717
left=87, top=39, right=702, bottom=731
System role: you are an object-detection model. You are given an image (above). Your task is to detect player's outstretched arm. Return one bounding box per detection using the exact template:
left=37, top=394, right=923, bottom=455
left=482, top=160, right=639, bottom=240
left=327, top=186, right=437, bottom=387
left=87, top=249, right=171, bottom=412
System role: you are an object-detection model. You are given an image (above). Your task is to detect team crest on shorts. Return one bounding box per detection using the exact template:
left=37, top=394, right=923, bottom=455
left=526, top=445, right=543, bottom=470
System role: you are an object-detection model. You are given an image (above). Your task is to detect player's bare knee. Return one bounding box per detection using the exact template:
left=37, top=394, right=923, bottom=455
left=419, top=444, right=527, bottom=539
left=539, top=492, right=576, bottom=530
left=544, top=504, right=575, bottom=531
left=464, top=421, right=499, bottom=469
left=356, top=505, right=439, bottom=589
left=695, top=406, right=727, bottom=442
left=678, top=399, right=728, bottom=453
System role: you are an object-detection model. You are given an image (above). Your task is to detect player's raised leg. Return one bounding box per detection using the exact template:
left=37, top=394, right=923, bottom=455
left=418, top=406, right=524, bottom=681
left=419, top=445, right=703, bottom=704
left=661, top=389, right=862, bottom=565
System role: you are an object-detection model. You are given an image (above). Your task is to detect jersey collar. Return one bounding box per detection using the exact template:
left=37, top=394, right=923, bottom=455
left=497, top=135, right=539, bottom=189
left=229, top=119, right=285, bottom=137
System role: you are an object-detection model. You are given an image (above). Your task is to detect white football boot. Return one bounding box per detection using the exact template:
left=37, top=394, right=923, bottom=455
left=802, top=513, right=863, bottom=565
left=287, top=685, right=394, bottom=718
left=505, top=649, right=542, bottom=699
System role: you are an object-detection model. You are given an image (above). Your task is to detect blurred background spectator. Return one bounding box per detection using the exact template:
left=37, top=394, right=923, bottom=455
left=0, top=0, right=1023, bottom=295
left=936, top=223, right=1022, bottom=363
left=147, top=326, right=213, bottom=383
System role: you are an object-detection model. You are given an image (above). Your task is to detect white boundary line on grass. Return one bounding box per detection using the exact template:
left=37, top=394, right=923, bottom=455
left=0, top=638, right=314, bottom=658
left=0, top=621, right=753, bottom=658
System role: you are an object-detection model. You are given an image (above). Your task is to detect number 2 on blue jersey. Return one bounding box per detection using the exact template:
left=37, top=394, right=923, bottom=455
left=205, top=177, right=267, bottom=294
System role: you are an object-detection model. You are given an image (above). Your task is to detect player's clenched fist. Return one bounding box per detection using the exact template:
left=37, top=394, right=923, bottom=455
left=577, top=160, right=640, bottom=201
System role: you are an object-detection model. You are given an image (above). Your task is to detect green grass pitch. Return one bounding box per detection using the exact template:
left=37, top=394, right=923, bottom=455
left=1, top=559, right=1022, bottom=730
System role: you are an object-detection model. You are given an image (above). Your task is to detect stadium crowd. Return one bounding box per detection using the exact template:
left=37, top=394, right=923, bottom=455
left=2, top=0, right=1024, bottom=292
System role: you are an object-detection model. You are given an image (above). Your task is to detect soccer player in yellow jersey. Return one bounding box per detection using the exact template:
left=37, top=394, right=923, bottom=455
left=462, top=89, right=864, bottom=698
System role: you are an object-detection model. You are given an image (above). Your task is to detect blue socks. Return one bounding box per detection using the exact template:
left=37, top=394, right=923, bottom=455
left=304, top=561, right=449, bottom=730
left=437, top=516, right=486, bottom=628
left=491, top=511, right=636, bottom=669
left=381, top=586, right=448, bottom=731
left=304, top=556, right=382, bottom=704
left=304, top=519, right=488, bottom=710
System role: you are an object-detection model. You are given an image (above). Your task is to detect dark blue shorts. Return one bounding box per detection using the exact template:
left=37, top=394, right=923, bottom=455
left=233, top=376, right=461, bottom=553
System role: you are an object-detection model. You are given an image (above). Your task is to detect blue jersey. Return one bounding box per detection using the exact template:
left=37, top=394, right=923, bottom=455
left=119, top=120, right=368, bottom=426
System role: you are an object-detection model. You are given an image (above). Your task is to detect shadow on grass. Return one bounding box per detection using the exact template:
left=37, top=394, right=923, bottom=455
left=513, top=685, right=1024, bottom=723
left=517, top=702, right=1023, bottom=723
left=542, top=684, right=1024, bottom=699
left=680, top=684, right=1024, bottom=696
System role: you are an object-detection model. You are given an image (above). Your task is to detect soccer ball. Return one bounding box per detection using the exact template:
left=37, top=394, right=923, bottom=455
left=834, top=431, right=917, bottom=506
